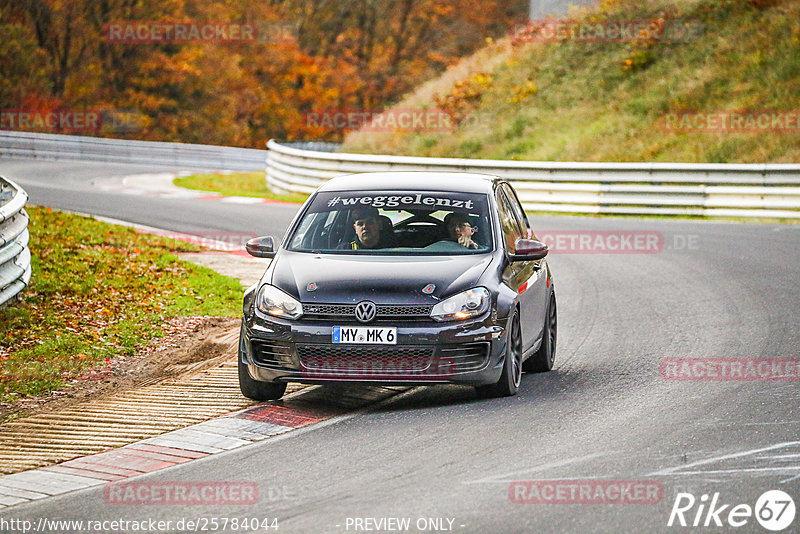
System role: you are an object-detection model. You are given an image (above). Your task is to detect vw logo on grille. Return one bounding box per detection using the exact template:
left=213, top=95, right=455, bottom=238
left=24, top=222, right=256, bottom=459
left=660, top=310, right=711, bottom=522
left=355, top=301, right=377, bottom=323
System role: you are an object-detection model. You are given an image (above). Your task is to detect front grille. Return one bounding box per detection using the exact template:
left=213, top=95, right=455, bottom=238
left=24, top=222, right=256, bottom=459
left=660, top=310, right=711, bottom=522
left=295, top=342, right=490, bottom=378
left=251, top=335, right=490, bottom=379
left=251, top=340, right=294, bottom=367
left=303, top=304, right=355, bottom=316
left=302, top=303, right=433, bottom=321
left=297, top=344, right=436, bottom=377
left=377, top=304, right=432, bottom=316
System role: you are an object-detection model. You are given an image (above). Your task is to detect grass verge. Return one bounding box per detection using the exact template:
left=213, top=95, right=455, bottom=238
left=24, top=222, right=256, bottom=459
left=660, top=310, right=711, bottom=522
left=0, top=207, right=243, bottom=405
left=342, top=0, right=800, bottom=164
left=174, top=172, right=309, bottom=203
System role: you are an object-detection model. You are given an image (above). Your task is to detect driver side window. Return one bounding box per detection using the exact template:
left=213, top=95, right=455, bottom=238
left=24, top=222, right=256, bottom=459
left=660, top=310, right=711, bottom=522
left=501, top=184, right=531, bottom=239
left=497, top=189, right=524, bottom=254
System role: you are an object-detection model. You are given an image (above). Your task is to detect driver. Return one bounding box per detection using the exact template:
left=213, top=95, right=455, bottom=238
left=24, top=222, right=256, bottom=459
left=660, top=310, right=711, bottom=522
left=444, top=212, right=479, bottom=249
left=348, top=207, right=393, bottom=249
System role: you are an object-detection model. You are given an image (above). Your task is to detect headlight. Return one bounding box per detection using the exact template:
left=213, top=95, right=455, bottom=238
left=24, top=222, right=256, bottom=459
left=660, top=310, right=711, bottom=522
left=430, top=287, right=490, bottom=322
left=256, top=285, right=303, bottom=319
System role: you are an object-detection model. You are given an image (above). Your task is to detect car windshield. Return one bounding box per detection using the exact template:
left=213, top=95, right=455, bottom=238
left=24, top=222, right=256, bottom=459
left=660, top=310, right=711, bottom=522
left=287, top=191, right=493, bottom=254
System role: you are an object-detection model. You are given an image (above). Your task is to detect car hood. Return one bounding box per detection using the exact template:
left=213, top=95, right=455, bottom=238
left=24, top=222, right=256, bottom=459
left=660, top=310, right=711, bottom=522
left=270, top=251, right=493, bottom=304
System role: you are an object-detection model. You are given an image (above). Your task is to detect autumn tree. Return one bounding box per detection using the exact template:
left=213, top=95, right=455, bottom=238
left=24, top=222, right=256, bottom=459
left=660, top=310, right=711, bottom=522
left=0, top=8, right=50, bottom=109
left=1, top=0, right=527, bottom=144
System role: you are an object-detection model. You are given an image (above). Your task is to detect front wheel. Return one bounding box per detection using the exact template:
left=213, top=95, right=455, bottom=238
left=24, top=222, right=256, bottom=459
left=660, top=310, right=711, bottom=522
left=238, top=359, right=287, bottom=401
left=476, top=313, right=522, bottom=398
left=523, top=292, right=557, bottom=372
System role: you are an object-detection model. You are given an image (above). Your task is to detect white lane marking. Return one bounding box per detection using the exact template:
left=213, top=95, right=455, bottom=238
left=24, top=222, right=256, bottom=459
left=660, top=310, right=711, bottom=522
left=158, top=192, right=203, bottom=199
left=121, top=173, right=178, bottom=188
left=463, top=452, right=614, bottom=484
left=0, top=486, right=49, bottom=500
left=756, top=454, right=800, bottom=460
left=700, top=419, right=800, bottom=426
left=0, top=495, right=27, bottom=506
left=136, top=437, right=225, bottom=455
left=98, top=171, right=250, bottom=199
left=191, top=418, right=292, bottom=441
left=662, top=467, right=800, bottom=475
left=161, top=428, right=253, bottom=450
left=220, top=196, right=264, bottom=204
left=0, top=471, right=104, bottom=496
left=781, top=473, right=800, bottom=484
left=650, top=441, right=800, bottom=476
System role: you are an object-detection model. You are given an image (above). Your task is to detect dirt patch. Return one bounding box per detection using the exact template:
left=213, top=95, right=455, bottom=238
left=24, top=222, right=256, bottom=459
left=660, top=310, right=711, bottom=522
left=0, top=316, right=241, bottom=424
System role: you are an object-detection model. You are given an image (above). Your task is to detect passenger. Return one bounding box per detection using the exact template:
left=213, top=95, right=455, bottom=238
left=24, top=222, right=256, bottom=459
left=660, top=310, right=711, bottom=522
left=444, top=212, right=479, bottom=249
left=348, top=207, right=393, bottom=249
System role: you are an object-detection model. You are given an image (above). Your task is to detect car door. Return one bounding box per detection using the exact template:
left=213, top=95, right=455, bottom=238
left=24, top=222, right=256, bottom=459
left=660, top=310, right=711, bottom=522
left=498, top=184, right=546, bottom=353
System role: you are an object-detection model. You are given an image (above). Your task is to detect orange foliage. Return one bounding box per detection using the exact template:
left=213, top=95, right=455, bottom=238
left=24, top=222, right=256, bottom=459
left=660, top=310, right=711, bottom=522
left=1, top=0, right=527, bottom=145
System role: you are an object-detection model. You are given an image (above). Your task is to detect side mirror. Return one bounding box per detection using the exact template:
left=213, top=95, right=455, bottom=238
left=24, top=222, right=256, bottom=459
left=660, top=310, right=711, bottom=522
left=510, top=239, right=548, bottom=262
left=246, top=236, right=276, bottom=258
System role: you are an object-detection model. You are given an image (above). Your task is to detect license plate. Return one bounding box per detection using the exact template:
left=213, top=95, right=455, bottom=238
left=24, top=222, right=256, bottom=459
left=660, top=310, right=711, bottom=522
left=332, top=326, right=397, bottom=344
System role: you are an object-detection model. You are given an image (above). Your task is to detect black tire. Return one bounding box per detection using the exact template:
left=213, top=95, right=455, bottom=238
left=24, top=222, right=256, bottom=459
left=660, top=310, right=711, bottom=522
left=238, top=359, right=287, bottom=401
left=523, top=292, right=557, bottom=373
left=476, top=313, right=522, bottom=398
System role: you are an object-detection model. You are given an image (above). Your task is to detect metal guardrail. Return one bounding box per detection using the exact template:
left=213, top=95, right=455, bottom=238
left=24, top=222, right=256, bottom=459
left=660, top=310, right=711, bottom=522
left=0, top=130, right=267, bottom=171
left=266, top=140, right=800, bottom=218
left=281, top=141, right=341, bottom=153
left=0, top=177, right=31, bottom=307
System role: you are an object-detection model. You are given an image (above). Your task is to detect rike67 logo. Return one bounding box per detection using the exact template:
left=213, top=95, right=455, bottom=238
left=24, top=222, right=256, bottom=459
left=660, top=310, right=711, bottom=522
left=668, top=490, right=795, bottom=531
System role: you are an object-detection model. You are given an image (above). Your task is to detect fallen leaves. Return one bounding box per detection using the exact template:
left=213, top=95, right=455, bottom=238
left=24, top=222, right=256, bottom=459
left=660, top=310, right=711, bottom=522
left=0, top=207, right=238, bottom=404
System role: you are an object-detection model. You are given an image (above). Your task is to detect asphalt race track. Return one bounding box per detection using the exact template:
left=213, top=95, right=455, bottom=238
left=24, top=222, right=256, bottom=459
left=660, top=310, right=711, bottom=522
left=1, top=158, right=798, bottom=533
left=0, top=159, right=298, bottom=240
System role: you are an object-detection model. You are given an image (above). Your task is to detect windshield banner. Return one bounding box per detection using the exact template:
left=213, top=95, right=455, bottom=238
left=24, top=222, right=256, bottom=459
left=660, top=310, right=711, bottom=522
left=321, top=193, right=477, bottom=211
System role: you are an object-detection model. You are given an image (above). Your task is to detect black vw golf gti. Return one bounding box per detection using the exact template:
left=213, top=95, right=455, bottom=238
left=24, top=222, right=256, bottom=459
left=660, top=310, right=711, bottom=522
left=239, top=172, right=557, bottom=400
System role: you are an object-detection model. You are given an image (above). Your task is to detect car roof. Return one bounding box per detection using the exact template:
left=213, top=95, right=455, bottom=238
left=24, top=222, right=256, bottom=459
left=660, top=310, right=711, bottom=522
left=317, top=172, right=500, bottom=194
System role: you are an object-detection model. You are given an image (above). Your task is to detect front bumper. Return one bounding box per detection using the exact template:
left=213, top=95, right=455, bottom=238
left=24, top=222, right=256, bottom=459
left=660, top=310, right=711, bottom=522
left=239, top=311, right=508, bottom=386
